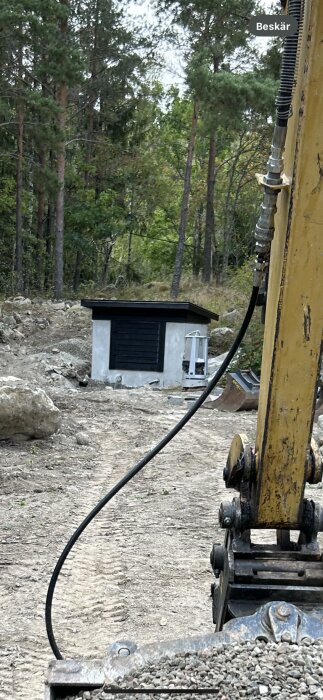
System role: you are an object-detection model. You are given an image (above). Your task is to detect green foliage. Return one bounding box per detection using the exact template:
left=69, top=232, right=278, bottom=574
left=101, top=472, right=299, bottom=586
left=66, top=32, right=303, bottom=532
left=230, top=312, right=264, bottom=376
left=0, top=0, right=280, bottom=296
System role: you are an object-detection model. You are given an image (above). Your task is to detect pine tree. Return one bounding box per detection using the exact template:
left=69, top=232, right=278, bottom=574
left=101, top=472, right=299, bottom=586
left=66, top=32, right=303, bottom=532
left=158, top=0, right=260, bottom=287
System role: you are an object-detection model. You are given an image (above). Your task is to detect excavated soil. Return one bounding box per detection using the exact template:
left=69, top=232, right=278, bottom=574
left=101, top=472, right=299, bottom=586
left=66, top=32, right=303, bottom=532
left=0, top=299, right=322, bottom=699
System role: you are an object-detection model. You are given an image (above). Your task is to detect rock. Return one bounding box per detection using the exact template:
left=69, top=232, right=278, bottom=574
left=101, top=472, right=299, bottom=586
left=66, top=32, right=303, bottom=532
left=65, top=304, right=89, bottom=317
left=114, top=375, right=122, bottom=389
left=0, top=325, right=13, bottom=343
left=11, top=329, right=25, bottom=341
left=35, top=317, right=50, bottom=326
left=3, top=297, right=31, bottom=311
left=288, top=669, right=302, bottom=678
left=209, top=327, right=234, bottom=355
left=0, top=377, right=61, bottom=440
left=76, top=432, right=91, bottom=446
left=78, top=374, right=89, bottom=387
left=259, top=686, right=269, bottom=696
left=220, top=309, right=241, bottom=325
left=5, top=315, right=17, bottom=327
left=33, top=350, right=90, bottom=382
left=52, top=301, right=66, bottom=310
left=208, top=352, right=229, bottom=377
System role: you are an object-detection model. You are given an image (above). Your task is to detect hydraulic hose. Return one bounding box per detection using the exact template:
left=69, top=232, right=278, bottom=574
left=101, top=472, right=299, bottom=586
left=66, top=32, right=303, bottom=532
left=45, top=284, right=260, bottom=660
left=254, top=0, right=303, bottom=261
left=276, top=0, right=303, bottom=127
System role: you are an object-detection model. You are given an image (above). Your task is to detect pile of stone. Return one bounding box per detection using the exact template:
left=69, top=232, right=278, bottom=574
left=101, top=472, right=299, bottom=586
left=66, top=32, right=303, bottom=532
left=0, top=296, right=90, bottom=343
left=64, top=638, right=323, bottom=700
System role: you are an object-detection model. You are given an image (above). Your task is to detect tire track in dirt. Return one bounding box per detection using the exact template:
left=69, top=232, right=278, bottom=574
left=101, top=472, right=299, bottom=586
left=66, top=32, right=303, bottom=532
left=5, top=389, right=322, bottom=700
left=49, top=406, right=233, bottom=660
left=0, top=410, right=132, bottom=698
left=82, top=410, right=258, bottom=647
left=52, top=433, right=135, bottom=659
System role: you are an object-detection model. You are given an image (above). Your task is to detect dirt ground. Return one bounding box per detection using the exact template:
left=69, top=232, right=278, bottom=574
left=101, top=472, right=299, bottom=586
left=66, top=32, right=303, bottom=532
left=0, top=299, right=322, bottom=700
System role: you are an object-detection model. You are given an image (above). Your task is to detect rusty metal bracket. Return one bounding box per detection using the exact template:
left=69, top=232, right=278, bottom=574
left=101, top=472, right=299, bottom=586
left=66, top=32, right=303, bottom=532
left=224, top=601, right=323, bottom=644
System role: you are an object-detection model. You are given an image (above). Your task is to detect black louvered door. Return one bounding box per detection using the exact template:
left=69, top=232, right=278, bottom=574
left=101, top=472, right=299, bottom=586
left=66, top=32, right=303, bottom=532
left=109, top=318, right=166, bottom=372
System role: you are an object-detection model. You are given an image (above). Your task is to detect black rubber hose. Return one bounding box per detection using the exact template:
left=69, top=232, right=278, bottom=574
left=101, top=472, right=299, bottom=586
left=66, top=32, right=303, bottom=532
left=45, top=284, right=259, bottom=660
left=276, top=0, right=303, bottom=126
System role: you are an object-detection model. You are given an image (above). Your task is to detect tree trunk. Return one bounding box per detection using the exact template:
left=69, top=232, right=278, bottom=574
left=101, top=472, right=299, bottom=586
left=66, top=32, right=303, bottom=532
left=222, top=140, right=243, bottom=283
left=202, top=130, right=216, bottom=283
left=202, top=55, right=221, bottom=284
left=171, top=99, right=199, bottom=298
left=100, top=240, right=113, bottom=285
left=15, top=45, right=24, bottom=294
left=126, top=185, right=135, bottom=281
left=54, top=81, right=68, bottom=299
left=44, top=149, right=55, bottom=291
left=36, top=71, right=50, bottom=293
left=36, top=148, right=46, bottom=292
left=193, top=204, right=203, bottom=277
left=222, top=141, right=260, bottom=279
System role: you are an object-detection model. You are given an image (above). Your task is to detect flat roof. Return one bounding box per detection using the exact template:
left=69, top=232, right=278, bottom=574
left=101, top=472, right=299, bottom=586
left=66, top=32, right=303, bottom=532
left=81, top=299, right=219, bottom=322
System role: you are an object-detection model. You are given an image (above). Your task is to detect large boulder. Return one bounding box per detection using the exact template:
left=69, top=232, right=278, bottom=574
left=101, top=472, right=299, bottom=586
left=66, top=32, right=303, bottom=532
left=0, top=377, right=61, bottom=440
left=209, top=327, right=234, bottom=355
left=2, top=296, right=32, bottom=312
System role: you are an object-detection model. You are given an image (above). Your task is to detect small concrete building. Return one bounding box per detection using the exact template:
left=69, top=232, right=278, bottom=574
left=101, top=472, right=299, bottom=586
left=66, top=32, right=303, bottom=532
left=81, top=300, right=218, bottom=388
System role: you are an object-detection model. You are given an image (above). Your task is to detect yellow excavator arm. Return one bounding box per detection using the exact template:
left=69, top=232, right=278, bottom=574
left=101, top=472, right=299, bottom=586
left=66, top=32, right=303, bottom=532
left=212, top=0, right=323, bottom=629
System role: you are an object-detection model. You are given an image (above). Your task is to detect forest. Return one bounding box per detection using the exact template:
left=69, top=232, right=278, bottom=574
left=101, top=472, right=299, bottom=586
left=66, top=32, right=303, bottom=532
left=0, top=0, right=281, bottom=300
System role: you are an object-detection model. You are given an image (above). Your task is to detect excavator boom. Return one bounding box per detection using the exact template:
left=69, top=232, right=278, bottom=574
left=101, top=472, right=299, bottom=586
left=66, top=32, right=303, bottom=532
left=212, top=0, right=323, bottom=628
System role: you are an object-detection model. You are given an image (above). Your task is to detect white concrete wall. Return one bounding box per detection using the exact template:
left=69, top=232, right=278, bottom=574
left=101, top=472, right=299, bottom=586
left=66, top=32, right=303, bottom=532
left=90, top=319, right=208, bottom=388
left=91, top=320, right=111, bottom=380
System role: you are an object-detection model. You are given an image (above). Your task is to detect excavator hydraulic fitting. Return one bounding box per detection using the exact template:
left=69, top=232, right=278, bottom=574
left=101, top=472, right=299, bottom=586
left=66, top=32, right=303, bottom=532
left=218, top=498, right=252, bottom=531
